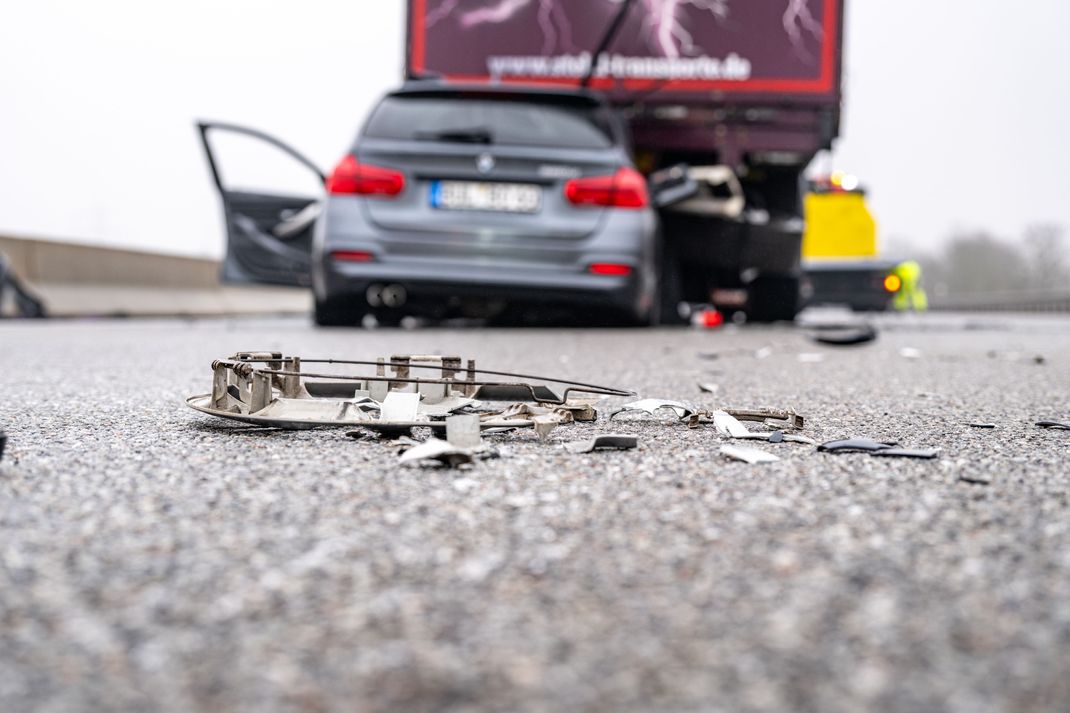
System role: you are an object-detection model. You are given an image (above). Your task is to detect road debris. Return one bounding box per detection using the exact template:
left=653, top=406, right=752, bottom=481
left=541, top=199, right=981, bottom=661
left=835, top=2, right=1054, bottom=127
left=565, top=435, right=638, bottom=454
left=711, top=410, right=750, bottom=437
left=736, top=430, right=817, bottom=445
left=818, top=438, right=939, bottom=459
left=697, top=382, right=720, bottom=394
left=187, top=352, right=630, bottom=433
left=899, top=347, right=923, bottom=360
left=0, top=429, right=5, bottom=462
left=967, top=422, right=996, bottom=429
left=959, top=472, right=993, bottom=485
left=808, top=324, right=878, bottom=347
left=720, top=444, right=780, bottom=464
left=446, top=414, right=482, bottom=448
left=1036, top=421, right=1070, bottom=430
left=818, top=438, right=899, bottom=453
left=724, top=407, right=804, bottom=430
left=398, top=438, right=475, bottom=468
left=797, top=353, right=825, bottom=363
left=871, top=447, right=940, bottom=459
left=609, top=399, right=701, bottom=421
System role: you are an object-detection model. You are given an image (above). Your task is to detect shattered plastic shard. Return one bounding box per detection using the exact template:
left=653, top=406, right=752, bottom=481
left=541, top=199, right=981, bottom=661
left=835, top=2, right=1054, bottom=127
left=0, top=429, right=5, bottom=462
left=967, top=423, right=997, bottom=429
left=381, top=392, right=420, bottom=422
left=1036, top=421, right=1070, bottom=430
left=720, top=444, right=780, bottom=464
left=446, top=414, right=482, bottom=449
left=609, top=399, right=698, bottom=421
left=398, top=438, right=474, bottom=468
left=698, top=383, right=720, bottom=394
left=870, top=447, right=939, bottom=459
left=711, top=410, right=751, bottom=438
left=565, top=435, right=638, bottom=454
left=817, top=438, right=898, bottom=453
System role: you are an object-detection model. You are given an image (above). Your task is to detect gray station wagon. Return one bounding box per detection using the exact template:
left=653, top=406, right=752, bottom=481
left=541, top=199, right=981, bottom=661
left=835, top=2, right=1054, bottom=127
left=199, top=83, right=661, bottom=326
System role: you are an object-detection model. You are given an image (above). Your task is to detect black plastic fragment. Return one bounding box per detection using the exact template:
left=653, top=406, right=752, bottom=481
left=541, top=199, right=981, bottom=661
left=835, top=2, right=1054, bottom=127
left=1036, top=421, right=1070, bottom=430
left=817, top=438, right=898, bottom=453
left=809, top=324, right=878, bottom=347
left=871, top=447, right=939, bottom=459
left=0, top=429, right=5, bottom=462
left=968, top=423, right=996, bottom=429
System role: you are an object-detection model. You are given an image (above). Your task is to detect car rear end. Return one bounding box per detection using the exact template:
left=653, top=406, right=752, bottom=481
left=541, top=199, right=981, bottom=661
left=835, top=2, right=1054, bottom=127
left=312, top=85, right=658, bottom=324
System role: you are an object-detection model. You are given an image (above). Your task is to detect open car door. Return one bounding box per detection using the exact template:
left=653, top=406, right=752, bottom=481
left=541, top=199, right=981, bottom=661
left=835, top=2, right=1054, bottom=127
left=197, top=121, right=325, bottom=287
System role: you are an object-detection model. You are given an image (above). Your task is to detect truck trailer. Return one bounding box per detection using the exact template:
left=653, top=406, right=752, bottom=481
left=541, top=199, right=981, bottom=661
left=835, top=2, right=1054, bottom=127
left=406, top=0, right=845, bottom=320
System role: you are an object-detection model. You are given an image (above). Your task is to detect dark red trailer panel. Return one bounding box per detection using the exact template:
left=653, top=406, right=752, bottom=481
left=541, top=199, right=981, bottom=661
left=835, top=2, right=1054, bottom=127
left=407, top=0, right=843, bottom=106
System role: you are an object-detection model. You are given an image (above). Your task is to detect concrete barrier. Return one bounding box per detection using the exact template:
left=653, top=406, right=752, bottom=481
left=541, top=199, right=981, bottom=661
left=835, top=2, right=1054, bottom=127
left=0, top=235, right=310, bottom=317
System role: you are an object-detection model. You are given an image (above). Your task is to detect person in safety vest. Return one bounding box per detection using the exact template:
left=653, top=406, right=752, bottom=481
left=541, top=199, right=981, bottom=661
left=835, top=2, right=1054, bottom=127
left=891, top=259, right=928, bottom=311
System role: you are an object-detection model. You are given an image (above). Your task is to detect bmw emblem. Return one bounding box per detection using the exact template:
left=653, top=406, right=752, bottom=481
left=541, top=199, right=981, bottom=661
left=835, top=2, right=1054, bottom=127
left=476, top=153, right=495, bottom=174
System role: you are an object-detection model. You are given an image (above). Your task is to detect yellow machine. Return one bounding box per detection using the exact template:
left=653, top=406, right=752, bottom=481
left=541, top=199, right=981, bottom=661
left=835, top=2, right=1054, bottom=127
left=801, top=172, right=925, bottom=311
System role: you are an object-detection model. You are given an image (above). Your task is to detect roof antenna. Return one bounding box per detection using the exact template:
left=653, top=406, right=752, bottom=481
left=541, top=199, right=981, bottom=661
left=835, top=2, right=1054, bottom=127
left=581, top=0, right=636, bottom=88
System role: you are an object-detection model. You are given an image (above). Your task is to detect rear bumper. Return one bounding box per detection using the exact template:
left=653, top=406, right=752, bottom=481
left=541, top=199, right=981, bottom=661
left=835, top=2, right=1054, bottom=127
left=803, top=260, right=898, bottom=310
left=313, top=196, right=657, bottom=318
left=318, top=258, right=645, bottom=315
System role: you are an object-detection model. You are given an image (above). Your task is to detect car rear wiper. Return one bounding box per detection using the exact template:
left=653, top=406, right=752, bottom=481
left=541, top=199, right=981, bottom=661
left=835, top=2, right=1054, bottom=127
left=414, top=127, right=495, bottom=144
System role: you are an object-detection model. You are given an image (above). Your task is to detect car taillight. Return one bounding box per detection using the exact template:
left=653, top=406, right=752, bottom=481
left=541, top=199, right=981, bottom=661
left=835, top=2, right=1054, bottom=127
left=326, top=155, right=405, bottom=197
left=883, top=274, right=902, bottom=292
left=564, top=167, right=649, bottom=209
left=588, top=263, right=633, bottom=276
left=330, top=250, right=374, bottom=263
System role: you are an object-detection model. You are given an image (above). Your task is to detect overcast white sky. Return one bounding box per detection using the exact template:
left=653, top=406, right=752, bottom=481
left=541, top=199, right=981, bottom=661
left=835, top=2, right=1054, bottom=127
left=1, top=0, right=1068, bottom=259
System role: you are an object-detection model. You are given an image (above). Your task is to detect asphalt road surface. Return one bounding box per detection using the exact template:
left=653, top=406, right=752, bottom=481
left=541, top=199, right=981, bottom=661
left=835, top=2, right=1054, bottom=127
left=2, top=312, right=1069, bottom=712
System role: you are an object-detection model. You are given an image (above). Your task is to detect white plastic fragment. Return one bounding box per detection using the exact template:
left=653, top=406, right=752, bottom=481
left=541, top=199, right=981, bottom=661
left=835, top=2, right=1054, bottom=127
left=720, top=444, right=780, bottom=464
left=445, top=414, right=482, bottom=448
left=711, top=410, right=751, bottom=437
left=899, top=347, right=922, bottom=359
left=398, top=438, right=474, bottom=467
left=380, top=391, right=420, bottom=421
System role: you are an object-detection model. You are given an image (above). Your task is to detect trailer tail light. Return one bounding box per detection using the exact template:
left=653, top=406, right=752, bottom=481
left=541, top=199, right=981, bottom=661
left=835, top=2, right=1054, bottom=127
left=883, top=274, right=902, bottom=292
left=588, top=263, right=633, bottom=276
left=564, top=167, right=649, bottom=209
left=326, top=155, right=405, bottom=197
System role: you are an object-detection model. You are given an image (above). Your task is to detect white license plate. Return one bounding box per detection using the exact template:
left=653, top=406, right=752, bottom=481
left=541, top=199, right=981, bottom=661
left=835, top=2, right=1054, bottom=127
left=431, top=181, right=540, bottom=213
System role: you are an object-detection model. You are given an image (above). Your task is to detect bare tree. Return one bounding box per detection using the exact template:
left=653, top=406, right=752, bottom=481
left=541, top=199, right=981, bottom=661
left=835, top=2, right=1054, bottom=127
left=1022, top=223, right=1068, bottom=290
left=938, top=232, right=1029, bottom=295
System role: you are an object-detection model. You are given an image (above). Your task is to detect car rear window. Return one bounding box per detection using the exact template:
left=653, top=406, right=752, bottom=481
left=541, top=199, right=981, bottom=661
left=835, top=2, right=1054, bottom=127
left=363, top=95, right=616, bottom=149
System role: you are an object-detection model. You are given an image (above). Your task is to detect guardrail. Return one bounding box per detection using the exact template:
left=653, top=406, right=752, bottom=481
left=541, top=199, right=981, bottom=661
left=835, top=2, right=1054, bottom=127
left=930, top=290, right=1070, bottom=313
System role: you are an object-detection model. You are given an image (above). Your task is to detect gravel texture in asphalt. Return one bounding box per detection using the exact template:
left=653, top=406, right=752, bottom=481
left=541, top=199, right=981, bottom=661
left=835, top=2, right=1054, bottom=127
left=2, top=313, right=1069, bottom=712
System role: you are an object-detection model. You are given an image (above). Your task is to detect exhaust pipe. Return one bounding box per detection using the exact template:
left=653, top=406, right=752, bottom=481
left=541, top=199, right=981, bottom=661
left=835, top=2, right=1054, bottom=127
left=381, top=284, right=407, bottom=308
left=365, top=284, right=383, bottom=307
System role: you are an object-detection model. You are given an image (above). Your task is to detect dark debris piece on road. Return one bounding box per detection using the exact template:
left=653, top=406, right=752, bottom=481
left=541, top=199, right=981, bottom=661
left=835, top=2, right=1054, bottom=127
left=1036, top=420, right=1070, bottom=430
left=565, top=434, right=638, bottom=454
left=817, top=438, right=899, bottom=453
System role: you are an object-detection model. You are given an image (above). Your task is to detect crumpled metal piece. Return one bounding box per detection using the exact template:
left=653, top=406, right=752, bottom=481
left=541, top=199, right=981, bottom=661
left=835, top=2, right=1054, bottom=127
left=565, top=434, right=638, bottom=454
left=817, top=438, right=899, bottom=453
left=1036, top=421, right=1070, bottom=430
left=720, top=444, right=780, bottom=464
left=398, top=438, right=475, bottom=468
left=608, top=399, right=701, bottom=421
left=489, top=403, right=573, bottom=441
left=724, top=408, right=804, bottom=430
